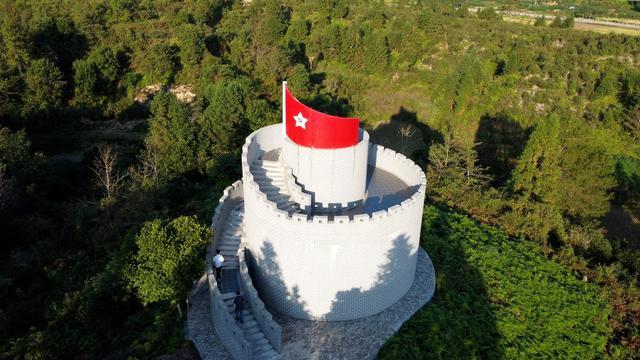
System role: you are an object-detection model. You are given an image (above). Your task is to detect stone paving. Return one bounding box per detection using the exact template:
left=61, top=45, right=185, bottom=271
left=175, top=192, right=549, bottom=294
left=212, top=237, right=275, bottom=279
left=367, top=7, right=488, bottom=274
left=187, top=275, right=233, bottom=360
left=187, top=248, right=436, bottom=359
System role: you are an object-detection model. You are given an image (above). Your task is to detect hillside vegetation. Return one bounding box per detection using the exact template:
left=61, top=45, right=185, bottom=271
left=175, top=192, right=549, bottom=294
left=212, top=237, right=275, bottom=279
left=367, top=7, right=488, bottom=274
left=1, top=0, right=639, bottom=358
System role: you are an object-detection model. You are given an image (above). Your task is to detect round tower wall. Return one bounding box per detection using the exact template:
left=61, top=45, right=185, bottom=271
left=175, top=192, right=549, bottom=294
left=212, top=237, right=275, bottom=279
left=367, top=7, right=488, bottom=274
left=241, top=125, right=426, bottom=321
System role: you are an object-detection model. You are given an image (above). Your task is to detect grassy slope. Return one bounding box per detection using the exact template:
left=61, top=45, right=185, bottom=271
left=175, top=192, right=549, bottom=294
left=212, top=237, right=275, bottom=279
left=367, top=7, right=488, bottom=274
left=379, top=205, right=611, bottom=359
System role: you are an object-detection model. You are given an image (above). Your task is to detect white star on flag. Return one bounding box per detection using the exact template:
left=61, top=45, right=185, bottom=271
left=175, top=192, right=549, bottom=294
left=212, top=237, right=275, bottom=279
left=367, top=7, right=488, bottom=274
left=294, top=112, right=308, bottom=129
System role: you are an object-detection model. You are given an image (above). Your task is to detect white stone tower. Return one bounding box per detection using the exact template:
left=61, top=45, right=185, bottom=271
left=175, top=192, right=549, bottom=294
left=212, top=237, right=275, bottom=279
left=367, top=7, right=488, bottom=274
left=239, top=83, right=427, bottom=321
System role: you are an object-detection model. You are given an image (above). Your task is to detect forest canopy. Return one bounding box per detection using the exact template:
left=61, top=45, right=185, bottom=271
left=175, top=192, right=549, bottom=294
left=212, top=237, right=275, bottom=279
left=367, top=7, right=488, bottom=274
left=1, top=0, right=639, bottom=358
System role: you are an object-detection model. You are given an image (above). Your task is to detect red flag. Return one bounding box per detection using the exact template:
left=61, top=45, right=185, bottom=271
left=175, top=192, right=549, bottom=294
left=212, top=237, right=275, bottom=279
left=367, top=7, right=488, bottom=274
left=283, top=82, right=359, bottom=149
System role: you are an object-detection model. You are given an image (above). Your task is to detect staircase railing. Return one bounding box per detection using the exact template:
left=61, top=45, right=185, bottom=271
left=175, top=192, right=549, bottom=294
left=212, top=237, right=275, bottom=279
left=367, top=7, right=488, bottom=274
left=238, top=247, right=283, bottom=352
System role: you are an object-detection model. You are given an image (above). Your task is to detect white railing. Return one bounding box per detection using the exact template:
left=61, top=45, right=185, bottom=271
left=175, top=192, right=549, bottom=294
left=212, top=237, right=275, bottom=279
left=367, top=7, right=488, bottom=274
left=205, top=261, right=252, bottom=360
left=207, top=181, right=251, bottom=359
left=238, top=248, right=283, bottom=352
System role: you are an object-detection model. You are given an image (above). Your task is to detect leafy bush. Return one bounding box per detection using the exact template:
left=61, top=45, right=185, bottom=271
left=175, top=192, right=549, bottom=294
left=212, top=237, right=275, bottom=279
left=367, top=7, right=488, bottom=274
left=128, top=216, right=210, bottom=305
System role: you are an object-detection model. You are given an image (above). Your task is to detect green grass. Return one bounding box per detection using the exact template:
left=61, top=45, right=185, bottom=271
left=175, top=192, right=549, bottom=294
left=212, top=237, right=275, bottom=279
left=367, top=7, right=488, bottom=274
left=379, top=205, right=612, bottom=359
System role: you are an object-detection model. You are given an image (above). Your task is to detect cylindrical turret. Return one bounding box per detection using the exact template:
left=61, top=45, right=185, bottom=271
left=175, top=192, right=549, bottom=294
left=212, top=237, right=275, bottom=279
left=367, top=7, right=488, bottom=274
left=282, top=129, right=369, bottom=212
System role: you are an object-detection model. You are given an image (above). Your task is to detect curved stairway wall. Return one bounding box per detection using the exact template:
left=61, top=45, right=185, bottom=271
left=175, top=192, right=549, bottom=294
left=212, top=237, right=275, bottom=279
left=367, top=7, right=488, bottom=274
left=242, top=124, right=427, bottom=321
left=208, top=181, right=282, bottom=359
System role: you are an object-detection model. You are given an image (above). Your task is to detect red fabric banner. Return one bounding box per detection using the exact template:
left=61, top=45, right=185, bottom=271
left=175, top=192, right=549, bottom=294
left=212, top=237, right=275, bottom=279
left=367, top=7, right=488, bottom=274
left=284, top=83, right=359, bottom=149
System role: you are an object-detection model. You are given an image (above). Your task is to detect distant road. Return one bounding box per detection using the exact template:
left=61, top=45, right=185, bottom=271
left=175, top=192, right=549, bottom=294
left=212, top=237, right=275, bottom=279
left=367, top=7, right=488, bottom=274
left=501, top=10, right=640, bottom=30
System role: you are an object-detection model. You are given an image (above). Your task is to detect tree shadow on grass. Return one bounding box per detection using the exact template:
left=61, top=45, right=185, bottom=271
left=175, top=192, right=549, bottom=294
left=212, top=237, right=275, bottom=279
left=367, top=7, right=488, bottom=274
left=379, top=207, right=504, bottom=359
left=368, top=107, right=442, bottom=168
left=474, top=113, right=529, bottom=185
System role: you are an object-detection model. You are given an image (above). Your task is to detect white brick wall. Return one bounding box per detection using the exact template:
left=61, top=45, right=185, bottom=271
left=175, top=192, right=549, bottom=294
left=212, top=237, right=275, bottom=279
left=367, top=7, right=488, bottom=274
left=241, top=125, right=426, bottom=321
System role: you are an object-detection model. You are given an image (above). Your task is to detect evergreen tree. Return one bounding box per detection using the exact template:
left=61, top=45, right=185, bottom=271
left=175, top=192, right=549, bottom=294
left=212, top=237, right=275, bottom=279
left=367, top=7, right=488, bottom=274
left=142, top=44, right=178, bottom=84
left=561, top=16, right=574, bottom=28
left=286, top=17, right=309, bottom=44
left=477, top=7, right=501, bottom=21
left=534, top=16, right=546, bottom=26
left=177, top=24, right=205, bottom=67
left=557, top=119, right=615, bottom=222
left=505, top=116, right=565, bottom=243
left=287, top=63, right=312, bottom=100
left=363, top=31, right=389, bottom=73
left=145, top=92, right=197, bottom=176
left=550, top=17, right=563, bottom=28
left=198, top=78, right=253, bottom=168
left=22, top=59, right=65, bottom=116
left=72, top=59, right=99, bottom=99
left=252, top=0, right=289, bottom=47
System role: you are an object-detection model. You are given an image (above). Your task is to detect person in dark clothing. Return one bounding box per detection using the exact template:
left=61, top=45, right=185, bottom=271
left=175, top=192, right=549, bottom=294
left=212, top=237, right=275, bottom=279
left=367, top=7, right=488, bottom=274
left=234, top=291, right=247, bottom=323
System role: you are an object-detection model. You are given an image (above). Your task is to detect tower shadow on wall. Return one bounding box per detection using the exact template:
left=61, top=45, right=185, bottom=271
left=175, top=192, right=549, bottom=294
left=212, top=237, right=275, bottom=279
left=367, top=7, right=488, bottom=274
left=327, top=234, right=414, bottom=320
left=379, top=208, right=504, bottom=358
left=368, top=107, right=443, bottom=168
left=244, top=241, right=308, bottom=319
left=474, top=113, right=529, bottom=186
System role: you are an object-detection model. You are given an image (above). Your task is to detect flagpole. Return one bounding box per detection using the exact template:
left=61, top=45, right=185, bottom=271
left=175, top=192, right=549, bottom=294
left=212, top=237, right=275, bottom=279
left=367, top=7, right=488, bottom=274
left=282, top=81, right=286, bottom=139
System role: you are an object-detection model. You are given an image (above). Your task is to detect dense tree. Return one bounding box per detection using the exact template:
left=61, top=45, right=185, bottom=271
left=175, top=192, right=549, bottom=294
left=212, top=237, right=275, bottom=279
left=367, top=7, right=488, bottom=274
left=561, top=16, right=574, bottom=28
left=252, top=0, right=289, bottom=47
left=145, top=92, right=197, bottom=176
left=286, top=17, right=309, bottom=44
left=198, top=78, right=253, bottom=167
left=363, top=31, right=390, bottom=73
left=177, top=24, right=206, bottom=67
left=556, top=120, right=616, bottom=223
left=286, top=63, right=312, bottom=100
left=0, top=127, right=33, bottom=178
left=477, top=7, right=501, bottom=21
left=504, top=116, right=565, bottom=244
left=621, top=70, right=640, bottom=108
left=22, top=59, right=65, bottom=117
left=0, top=61, right=22, bottom=118
left=141, top=44, right=178, bottom=84
left=550, top=17, right=563, bottom=28
left=534, top=16, right=546, bottom=26
left=128, top=216, right=210, bottom=307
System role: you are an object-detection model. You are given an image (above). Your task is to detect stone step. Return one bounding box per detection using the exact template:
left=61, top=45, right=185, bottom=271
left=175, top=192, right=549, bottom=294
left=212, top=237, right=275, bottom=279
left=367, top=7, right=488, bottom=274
left=217, top=243, right=238, bottom=251
left=262, top=187, right=287, bottom=196
left=251, top=336, right=269, bottom=348
left=254, top=160, right=282, bottom=169
left=253, top=343, right=275, bottom=357
left=222, top=237, right=241, bottom=246
left=254, top=350, right=277, bottom=360
left=253, top=176, right=286, bottom=185
left=223, top=229, right=242, bottom=238
left=267, top=193, right=290, bottom=202
left=252, top=162, right=282, bottom=170
left=251, top=170, right=284, bottom=180
left=243, top=325, right=261, bottom=337
left=220, top=292, right=236, bottom=300
left=219, top=250, right=237, bottom=257
left=251, top=168, right=284, bottom=177
left=241, top=319, right=258, bottom=329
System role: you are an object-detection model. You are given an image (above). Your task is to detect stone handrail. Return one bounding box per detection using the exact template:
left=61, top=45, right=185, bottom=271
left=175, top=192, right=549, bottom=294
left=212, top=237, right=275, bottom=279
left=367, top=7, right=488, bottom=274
left=238, top=247, right=283, bottom=352
left=284, top=167, right=312, bottom=212
left=207, top=181, right=251, bottom=359
left=211, top=180, right=243, bottom=250
left=205, top=261, right=252, bottom=360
